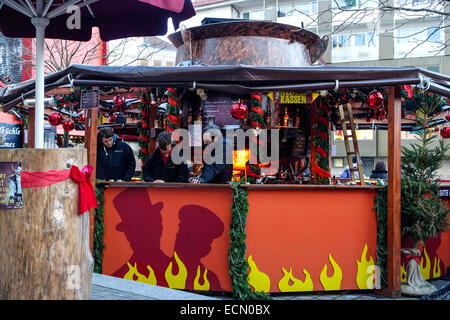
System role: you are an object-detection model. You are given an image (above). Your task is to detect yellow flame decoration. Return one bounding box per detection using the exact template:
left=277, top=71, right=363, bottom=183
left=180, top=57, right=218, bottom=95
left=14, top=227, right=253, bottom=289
left=420, top=247, right=431, bottom=280
left=165, top=251, right=187, bottom=289
left=193, top=266, right=210, bottom=291
left=320, top=254, right=343, bottom=291
left=356, top=244, right=375, bottom=289
left=433, top=257, right=441, bottom=278
left=122, top=262, right=157, bottom=285
left=278, top=267, right=313, bottom=292
left=247, top=255, right=271, bottom=293
left=401, top=263, right=407, bottom=282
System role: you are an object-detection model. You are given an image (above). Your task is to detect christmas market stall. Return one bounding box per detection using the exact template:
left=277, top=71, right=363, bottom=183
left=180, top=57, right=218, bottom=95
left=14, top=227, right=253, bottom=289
left=1, top=20, right=450, bottom=298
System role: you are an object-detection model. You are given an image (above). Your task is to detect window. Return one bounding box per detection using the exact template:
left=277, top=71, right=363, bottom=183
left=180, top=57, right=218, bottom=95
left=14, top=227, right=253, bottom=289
left=332, top=32, right=379, bottom=62
left=152, top=60, right=161, bottom=66
left=334, top=130, right=374, bottom=141
left=394, top=27, right=444, bottom=58
left=333, top=158, right=345, bottom=168
left=427, top=65, right=440, bottom=73
left=277, top=1, right=318, bottom=28
left=166, top=61, right=174, bottom=66
left=242, top=10, right=264, bottom=20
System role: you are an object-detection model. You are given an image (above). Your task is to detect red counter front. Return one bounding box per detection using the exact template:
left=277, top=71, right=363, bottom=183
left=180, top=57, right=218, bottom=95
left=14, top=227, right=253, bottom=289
left=99, top=183, right=449, bottom=293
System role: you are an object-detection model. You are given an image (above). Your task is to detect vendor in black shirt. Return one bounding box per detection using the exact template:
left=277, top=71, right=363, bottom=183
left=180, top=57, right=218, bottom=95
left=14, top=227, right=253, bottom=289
left=96, top=127, right=136, bottom=181
left=142, top=132, right=189, bottom=183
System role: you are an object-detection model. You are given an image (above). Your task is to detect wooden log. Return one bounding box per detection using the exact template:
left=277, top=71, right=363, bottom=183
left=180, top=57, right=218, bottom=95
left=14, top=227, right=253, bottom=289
left=0, top=149, right=93, bottom=299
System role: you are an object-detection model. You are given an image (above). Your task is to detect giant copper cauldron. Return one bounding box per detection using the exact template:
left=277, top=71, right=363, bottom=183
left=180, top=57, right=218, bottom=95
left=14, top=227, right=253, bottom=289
left=168, top=21, right=329, bottom=67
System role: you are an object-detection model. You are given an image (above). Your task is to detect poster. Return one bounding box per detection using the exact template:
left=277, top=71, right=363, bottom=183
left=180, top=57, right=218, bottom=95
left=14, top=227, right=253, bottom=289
left=0, top=162, right=22, bottom=209
left=0, top=123, right=23, bottom=148
left=202, top=93, right=240, bottom=127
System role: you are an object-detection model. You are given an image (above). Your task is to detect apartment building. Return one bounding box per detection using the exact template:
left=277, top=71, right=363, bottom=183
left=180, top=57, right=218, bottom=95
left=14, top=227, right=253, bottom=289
left=185, top=0, right=450, bottom=179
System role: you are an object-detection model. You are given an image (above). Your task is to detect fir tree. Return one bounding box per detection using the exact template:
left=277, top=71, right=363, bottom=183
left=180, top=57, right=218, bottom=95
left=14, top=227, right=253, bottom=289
left=400, top=92, right=450, bottom=247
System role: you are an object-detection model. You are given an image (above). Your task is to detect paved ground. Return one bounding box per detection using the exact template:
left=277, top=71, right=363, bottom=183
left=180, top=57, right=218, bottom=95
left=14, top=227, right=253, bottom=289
left=91, top=272, right=449, bottom=300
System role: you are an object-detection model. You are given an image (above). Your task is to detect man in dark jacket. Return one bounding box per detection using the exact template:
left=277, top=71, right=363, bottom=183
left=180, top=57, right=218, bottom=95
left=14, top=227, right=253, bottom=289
left=96, top=127, right=136, bottom=181
left=142, top=132, right=189, bottom=183
left=190, top=124, right=233, bottom=184
left=370, top=161, right=388, bottom=179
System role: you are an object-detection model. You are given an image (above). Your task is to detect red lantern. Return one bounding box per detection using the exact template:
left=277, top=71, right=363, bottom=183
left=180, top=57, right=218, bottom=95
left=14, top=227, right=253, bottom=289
left=366, top=90, right=384, bottom=109
left=230, top=101, right=248, bottom=120
left=63, top=120, right=75, bottom=132
left=48, top=112, right=62, bottom=126
left=440, top=126, right=450, bottom=139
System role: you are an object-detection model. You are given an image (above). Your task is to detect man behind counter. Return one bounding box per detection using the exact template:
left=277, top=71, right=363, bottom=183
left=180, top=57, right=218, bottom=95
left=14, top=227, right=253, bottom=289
left=190, top=124, right=233, bottom=184
left=96, top=127, right=136, bottom=181
left=142, top=131, right=189, bottom=183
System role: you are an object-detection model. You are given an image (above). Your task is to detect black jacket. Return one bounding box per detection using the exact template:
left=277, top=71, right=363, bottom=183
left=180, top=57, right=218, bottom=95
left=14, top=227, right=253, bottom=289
left=96, top=139, right=136, bottom=181
left=198, top=138, right=233, bottom=184
left=370, top=169, right=388, bottom=179
left=142, top=148, right=189, bottom=183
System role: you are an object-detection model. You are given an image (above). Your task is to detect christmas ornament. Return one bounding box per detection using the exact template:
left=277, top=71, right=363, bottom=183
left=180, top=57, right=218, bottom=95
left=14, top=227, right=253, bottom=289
left=230, top=101, right=248, bottom=120
left=366, top=90, right=384, bottom=109
left=445, top=114, right=450, bottom=122
left=63, top=120, right=75, bottom=132
left=48, top=112, right=63, bottom=126
left=440, top=126, right=450, bottom=139
left=113, top=95, right=125, bottom=107
left=77, top=113, right=86, bottom=123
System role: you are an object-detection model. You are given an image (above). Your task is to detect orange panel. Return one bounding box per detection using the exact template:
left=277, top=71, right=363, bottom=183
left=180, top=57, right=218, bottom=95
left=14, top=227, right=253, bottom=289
left=245, top=189, right=378, bottom=292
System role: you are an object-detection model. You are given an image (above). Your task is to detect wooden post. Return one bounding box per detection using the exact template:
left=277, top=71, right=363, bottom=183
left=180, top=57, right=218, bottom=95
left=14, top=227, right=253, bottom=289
left=0, top=149, right=93, bottom=299
left=84, top=106, right=98, bottom=253
left=28, top=107, right=35, bottom=148
left=382, top=86, right=402, bottom=297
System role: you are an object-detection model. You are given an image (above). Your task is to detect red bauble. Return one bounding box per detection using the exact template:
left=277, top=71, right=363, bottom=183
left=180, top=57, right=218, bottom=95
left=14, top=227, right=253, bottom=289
left=141, top=121, right=149, bottom=129
left=440, top=126, right=450, bottom=139
left=366, top=90, right=384, bottom=109
left=48, top=112, right=62, bottom=126
left=63, top=120, right=75, bottom=132
left=445, top=114, right=450, bottom=122
left=230, top=101, right=248, bottom=120
left=113, top=95, right=125, bottom=107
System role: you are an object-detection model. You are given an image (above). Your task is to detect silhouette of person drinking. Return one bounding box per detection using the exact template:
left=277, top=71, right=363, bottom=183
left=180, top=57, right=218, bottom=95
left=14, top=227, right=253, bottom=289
left=112, top=188, right=170, bottom=287
left=170, top=204, right=225, bottom=291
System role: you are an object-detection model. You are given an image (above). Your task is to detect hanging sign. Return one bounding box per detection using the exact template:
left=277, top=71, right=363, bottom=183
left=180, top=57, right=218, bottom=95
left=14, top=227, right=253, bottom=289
left=80, top=89, right=99, bottom=109
left=267, top=92, right=319, bottom=104
left=0, top=162, right=22, bottom=209
left=0, top=123, right=23, bottom=148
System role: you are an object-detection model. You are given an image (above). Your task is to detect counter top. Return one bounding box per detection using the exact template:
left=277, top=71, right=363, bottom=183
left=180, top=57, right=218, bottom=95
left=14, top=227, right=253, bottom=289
left=96, top=181, right=382, bottom=190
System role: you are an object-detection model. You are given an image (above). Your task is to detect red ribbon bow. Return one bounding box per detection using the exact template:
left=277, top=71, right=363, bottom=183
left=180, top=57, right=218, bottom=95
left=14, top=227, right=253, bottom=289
left=22, top=165, right=97, bottom=215
left=405, top=254, right=421, bottom=264
left=70, top=165, right=98, bottom=215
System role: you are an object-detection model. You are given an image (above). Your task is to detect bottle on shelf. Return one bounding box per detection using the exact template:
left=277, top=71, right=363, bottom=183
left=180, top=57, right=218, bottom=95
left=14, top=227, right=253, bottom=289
left=265, top=108, right=271, bottom=129
left=295, top=106, right=301, bottom=128
left=283, top=106, right=289, bottom=127
left=187, top=110, right=193, bottom=125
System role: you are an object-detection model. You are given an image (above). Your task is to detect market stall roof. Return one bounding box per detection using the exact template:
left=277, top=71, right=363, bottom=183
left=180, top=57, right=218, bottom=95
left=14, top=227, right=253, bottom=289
left=1, top=64, right=450, bottom=112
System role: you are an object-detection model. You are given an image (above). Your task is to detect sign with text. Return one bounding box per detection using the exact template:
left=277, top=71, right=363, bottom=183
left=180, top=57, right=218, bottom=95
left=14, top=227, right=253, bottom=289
left=0, top=123, right=23, bottom=148
left=0, top=162, right=22, bottom=209
left=80, top=89, right=99, bottom=109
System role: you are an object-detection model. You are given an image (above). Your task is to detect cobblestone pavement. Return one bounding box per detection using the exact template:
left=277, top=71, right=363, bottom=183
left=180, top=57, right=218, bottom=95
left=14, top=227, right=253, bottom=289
left=91, top=273, right=449, bottom=301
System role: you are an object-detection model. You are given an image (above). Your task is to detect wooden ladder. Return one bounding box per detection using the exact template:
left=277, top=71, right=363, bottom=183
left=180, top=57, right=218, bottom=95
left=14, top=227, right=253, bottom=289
left=338, top=103, right=365, bottom=184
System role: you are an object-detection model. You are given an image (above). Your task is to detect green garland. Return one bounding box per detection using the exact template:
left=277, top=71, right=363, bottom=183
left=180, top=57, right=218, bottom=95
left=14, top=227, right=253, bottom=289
left=229, top=180, right=271, bottom=300
left=93, top=183, right=106, bottom=274
left=137, top=92, right=150, bottom=167
left=373, top=184, right=388, bottom=288
left=312, top=97, right=330, bottom=184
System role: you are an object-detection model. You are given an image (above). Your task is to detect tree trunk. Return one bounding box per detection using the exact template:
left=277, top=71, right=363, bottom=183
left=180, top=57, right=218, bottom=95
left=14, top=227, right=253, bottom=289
left=0, top=149, right=93, bottom=299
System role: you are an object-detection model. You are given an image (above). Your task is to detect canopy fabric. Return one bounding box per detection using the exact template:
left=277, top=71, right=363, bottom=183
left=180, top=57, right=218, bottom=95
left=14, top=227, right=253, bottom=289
left=1, top=64, right=449, bottom=112
left=0, top=0, right=195, bottom=41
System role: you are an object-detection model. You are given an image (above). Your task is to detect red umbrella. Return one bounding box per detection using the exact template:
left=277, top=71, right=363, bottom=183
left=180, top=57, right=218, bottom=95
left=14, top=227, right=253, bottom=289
left=0, top=0, right=195, bottom=147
